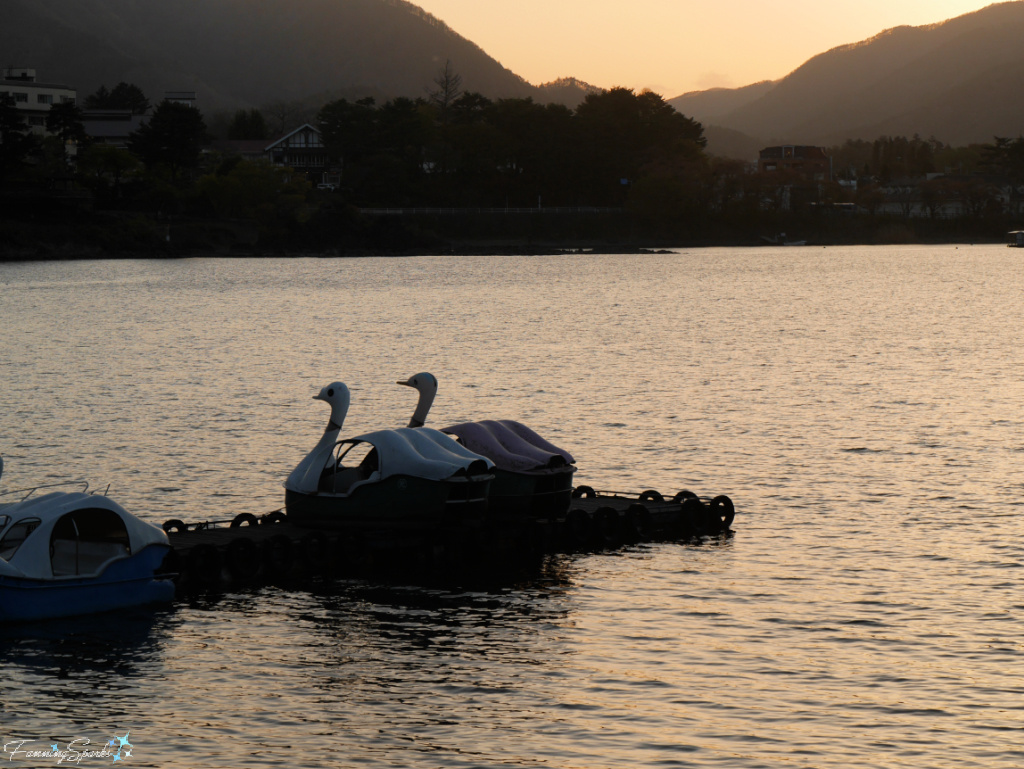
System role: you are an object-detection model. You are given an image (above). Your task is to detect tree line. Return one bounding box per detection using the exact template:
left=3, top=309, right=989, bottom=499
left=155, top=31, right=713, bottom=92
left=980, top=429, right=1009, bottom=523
left=1, top=77, right=708, bottom=211
left=3, top=72, right=1024, bottom=252
left=316, top=83, right=707, bottom=209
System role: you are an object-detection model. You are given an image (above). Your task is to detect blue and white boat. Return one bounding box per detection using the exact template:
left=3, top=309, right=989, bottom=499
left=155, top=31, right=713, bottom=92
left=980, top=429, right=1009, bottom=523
left=0, top=477, right=175, bottom=622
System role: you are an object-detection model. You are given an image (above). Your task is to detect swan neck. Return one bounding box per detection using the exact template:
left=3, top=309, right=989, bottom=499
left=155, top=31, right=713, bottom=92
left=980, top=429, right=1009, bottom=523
left=409, top=390, right=435, bottom=428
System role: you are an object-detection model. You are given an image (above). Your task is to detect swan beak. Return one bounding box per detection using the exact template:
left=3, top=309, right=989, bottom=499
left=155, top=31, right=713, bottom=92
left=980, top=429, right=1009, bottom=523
left=397, top=379, right=413, bottom=387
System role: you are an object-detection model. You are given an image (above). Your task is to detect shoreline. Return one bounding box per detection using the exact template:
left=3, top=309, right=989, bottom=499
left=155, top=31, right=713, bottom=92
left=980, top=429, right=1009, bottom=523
left=0, top=208, right=1011, bottom=262
left=0, top=239, right=1008, bottom=262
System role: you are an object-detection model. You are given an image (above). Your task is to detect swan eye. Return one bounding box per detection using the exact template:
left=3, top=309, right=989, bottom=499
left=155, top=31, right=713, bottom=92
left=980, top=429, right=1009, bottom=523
left=327, top=388, right=334, bottom=397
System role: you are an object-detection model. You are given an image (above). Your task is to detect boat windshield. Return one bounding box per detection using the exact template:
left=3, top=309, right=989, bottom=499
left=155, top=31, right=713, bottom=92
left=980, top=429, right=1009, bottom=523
left=334, top=441, right=377, bottom=471
left=0, top=518, right=41, bottom=561
left=50, top=509, right=132, bottom=576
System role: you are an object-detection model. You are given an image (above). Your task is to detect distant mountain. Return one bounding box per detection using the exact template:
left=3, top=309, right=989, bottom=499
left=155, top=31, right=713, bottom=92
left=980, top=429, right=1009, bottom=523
left=1, top=0, right=546, bottom=113
left=671, top=81, right=776, bottom=127
left=670, top=1, right=1024, bottom=157
left=535, top=77, right=603, bottom=109
left=700, top=125, right=765, bottom=164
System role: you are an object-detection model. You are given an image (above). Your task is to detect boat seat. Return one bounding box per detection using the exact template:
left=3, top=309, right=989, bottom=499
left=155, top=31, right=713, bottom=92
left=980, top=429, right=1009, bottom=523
left=50, top=539, right=130, bottom=576
left=319, top=466, right=380, bottom=495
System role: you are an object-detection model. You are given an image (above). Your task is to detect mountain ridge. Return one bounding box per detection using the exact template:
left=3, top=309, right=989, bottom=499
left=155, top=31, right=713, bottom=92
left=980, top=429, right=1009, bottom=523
left=7, top=0, right=1023, bottom=155
left=670, top=1, right=1024, bottom=156
left=2, top=0, right=599, bottom=113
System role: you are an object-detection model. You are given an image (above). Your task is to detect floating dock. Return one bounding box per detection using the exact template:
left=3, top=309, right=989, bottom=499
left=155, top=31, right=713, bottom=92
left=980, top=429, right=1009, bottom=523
left=162, top=486, right=737, bottom=590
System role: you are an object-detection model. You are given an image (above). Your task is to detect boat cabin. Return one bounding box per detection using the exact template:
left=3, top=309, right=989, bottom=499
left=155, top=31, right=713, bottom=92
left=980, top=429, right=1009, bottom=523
left=0, top=492, right=165, bottom=580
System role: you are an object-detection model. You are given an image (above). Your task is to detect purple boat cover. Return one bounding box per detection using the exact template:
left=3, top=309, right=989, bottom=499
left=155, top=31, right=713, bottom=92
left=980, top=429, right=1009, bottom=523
left=441, top=420, right=575, bottom=473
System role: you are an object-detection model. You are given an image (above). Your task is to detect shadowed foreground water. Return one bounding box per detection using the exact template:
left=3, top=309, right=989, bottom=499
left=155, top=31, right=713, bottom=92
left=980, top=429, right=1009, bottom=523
left=2, top=247, right=1023, bottom=768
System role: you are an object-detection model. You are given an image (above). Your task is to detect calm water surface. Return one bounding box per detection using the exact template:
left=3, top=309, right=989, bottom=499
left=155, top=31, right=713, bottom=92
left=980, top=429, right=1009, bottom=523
left=1, top=246, right=1023, bottom=767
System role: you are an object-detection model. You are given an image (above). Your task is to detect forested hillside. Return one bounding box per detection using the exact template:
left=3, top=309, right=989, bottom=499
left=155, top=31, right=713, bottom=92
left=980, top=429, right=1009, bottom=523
left=671, top=1, right=1024, bottom=154
left=1, top=0, right=550, bottom=111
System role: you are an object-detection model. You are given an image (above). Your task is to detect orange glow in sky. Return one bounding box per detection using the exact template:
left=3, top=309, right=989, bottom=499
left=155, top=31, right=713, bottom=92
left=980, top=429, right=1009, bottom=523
left=413, top=0, right=1002, bottom=96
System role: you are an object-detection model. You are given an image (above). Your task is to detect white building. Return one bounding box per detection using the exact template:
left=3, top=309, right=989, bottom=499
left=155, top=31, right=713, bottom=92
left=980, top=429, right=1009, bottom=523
left=0, top=68, right=77, bottom=134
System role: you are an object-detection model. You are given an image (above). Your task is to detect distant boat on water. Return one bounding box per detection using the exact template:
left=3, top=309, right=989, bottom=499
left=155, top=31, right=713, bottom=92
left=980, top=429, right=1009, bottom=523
left=1007, top=230, right=1024, bottom=247
left=761, top=233, right=807, bottom=246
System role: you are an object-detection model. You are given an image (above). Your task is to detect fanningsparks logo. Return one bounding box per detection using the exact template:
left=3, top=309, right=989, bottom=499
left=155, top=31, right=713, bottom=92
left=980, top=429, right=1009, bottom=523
left=3, top=733, right=134, bottom=764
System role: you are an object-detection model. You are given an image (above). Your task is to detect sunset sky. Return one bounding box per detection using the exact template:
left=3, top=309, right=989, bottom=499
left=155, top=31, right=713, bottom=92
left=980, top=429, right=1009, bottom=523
left=413, top=0, right=1001, bottom=96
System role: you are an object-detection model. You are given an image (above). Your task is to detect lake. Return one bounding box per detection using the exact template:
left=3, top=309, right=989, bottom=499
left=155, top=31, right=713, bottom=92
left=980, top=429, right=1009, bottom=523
left=1, top=246, right=1023, bottom=768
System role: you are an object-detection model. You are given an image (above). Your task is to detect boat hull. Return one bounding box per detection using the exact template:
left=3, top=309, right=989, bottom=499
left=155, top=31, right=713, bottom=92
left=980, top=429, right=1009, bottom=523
left=0, top=544, right=175, bottom=622
left=487, top=466, right=576, bottom=519
left=285, top=473, right=492, bottom=531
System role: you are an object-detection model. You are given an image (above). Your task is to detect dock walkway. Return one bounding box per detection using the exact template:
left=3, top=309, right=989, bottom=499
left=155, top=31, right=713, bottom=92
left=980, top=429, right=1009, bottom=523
left=162, top=486, right=736, bottom=590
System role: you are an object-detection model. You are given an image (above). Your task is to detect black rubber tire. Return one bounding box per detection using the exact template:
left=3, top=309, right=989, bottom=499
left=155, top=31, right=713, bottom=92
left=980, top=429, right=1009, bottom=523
left=263, top=534, right=292, bottom=578
left=626, top=503, right=652, bottom=538
left=301, top=532, right=330, bottom=574
left=571, top=485, right=597, bottom=499
left=678, top=496, right=707, bottom=534
left=672, top=490, right=698, bottom=503
left=187, top=544, right=222, bottom=586
left=225, top=537, right=261, bottom=582
left=230, top=512, right=259, bottom=528
left=639, top=489, right=664, bottom=502
left=261, top=510, right=287, bottom=525
left=565, top=508, right=592, bottom=548
left=162, top=519, right=188, bottom=534
left=709, top=495, right=736, bottom=528
left=594, top=507, right=621, bottom=548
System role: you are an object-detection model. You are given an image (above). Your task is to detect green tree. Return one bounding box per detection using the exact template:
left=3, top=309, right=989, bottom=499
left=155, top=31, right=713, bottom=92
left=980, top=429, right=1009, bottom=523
left=129, top=100, right=208, bottom=180
left=426, top=60, right=463, bottom=124
left=869, top=135, right=936, bottom=181
left=318, top=96, right=435, bottom=205
left=574, top=88, right=706, bottom=206
left=982, top=136, right=1024, bottom=216
left=0, top=93, right=37, bottom=178
left=318, top=97, right=378, bottom=163
left=227, top=109, right=269, bottom=140
left=84, top=82, right=150, bottom=114
left=197, top=159, right=312, bottom=242
left=45, top=101, right=89, bottom=165
left=76, top=144, right=141, bottom=197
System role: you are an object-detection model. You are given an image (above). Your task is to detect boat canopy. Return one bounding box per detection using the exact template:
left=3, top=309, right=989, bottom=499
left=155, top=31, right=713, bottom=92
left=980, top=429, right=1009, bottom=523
left=0, top=492, right=168, bottom=580
left=344, top=427, right=493, bottom=482
left=442, top=420, right=575, bottom=473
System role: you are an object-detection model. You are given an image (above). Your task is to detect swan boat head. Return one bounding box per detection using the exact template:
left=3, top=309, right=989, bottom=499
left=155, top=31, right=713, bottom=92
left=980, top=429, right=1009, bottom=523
left=397, top=372, right=437, bottom=428
left=285, top=381, right=351, bottom=493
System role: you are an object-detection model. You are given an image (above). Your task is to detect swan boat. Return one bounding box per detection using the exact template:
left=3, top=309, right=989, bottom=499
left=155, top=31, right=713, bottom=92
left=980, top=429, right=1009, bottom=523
left=0, top=477, right=175, bottom=622
left=441, top=420, right=576, bottom=518
left=397, top=374, right=577, bottom=518
left=284, top=382, right=494, bottom=531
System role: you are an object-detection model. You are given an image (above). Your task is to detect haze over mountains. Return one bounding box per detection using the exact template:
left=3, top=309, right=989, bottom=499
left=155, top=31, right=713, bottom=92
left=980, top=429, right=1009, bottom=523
left=672, top=1, right=1024, bottom=155
left=4, top=0, right=1023, bottom=158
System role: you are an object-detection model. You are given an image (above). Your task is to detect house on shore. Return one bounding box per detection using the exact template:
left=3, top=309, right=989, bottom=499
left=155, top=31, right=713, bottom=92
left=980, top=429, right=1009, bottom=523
left=756, top=145, right=833, bottom=211
left=0, top=68, right=77, bottom=134
left=758, top=145, right=832, bottom=182
left=81, top=110, right=147, bottom=149
left=213, top=124, right=338, bottom=187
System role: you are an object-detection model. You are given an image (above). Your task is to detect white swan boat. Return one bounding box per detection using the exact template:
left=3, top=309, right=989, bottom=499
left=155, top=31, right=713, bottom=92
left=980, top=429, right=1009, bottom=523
left=284, top=382, right=494, bottom=530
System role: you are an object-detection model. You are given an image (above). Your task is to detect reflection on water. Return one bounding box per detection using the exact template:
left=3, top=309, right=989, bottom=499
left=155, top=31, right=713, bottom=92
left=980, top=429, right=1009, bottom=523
left=3, top=248, right=1024, bottom=767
